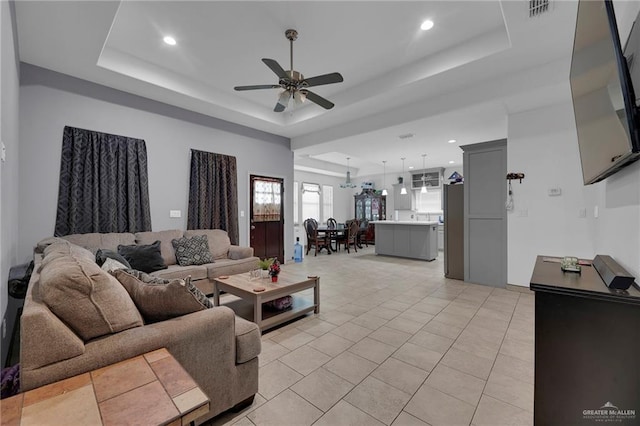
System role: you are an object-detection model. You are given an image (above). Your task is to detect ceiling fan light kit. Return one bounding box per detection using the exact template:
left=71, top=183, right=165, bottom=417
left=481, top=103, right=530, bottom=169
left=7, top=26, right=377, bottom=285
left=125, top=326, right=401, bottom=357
left=234, top=29, right=343, bottom=112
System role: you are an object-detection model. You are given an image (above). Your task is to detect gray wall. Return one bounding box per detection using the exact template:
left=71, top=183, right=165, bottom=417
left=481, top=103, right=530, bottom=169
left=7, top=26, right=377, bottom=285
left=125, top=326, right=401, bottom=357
left=18, top=64, right=293, bottom=263
left=1, top=0, right=20, bottom=333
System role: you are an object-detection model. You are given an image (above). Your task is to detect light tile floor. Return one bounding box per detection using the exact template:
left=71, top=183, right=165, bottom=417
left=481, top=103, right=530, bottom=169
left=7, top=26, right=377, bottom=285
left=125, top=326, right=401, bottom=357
left=206, top=246, right=534, bottom=426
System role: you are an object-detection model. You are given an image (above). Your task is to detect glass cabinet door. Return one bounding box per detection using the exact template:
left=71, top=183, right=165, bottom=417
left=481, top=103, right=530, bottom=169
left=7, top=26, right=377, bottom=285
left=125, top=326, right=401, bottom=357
left=365, top=198, right=372, bottom=220
left=356, top=199, right=364, bottom=220
left=372, top=197, right=380, bottom=220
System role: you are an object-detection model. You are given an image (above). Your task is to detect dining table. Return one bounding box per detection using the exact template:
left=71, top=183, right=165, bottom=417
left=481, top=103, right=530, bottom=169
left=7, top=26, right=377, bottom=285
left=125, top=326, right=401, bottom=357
left=317, top=225, right=346, bottom=252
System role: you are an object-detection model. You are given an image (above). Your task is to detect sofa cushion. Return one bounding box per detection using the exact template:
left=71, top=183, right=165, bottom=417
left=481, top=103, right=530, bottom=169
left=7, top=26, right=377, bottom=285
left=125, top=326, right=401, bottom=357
left=184, top=229, right=231, bottom=260
left=62, top=232, right=136, bottom=253
left=235, top=316, right=261, bottom=364
left=228, top=245, right=254, bottom=260
left=171, top=235, right=214, bottom=266
left=206, top=257, right=260, bottom=279
left=39, top=253, right=143, bottom=341
left=35, top=237, right=68, bottom=253
left=111, top=269, right=213, bottom=322
left=40, top=240, right=96, bottom=270
left=151, top=264, right=208, bottom=281
left=118, top=241, right=167, bottom=274
left=95, top=248, right=132, bottom=269
left=135, top=230, right=184, bottom=266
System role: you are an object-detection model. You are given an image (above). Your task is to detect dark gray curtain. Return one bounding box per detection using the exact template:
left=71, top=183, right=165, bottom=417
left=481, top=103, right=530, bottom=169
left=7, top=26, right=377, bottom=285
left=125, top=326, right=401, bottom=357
left=187, top=149, right=239, bottom=244
left=54, top=126, right=152, bottom=236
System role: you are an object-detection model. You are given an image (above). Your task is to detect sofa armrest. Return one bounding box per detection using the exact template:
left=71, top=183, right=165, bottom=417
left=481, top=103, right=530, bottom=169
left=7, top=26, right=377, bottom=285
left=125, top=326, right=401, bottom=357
left=228, top=245, right=254, bottom=260
left=21, top=307, right=238, bottom=392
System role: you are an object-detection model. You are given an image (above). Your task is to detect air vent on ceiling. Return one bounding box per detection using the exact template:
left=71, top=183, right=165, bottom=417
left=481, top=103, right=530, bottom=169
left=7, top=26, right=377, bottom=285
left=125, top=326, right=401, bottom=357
left=398, top=133, right=414, bottom=140
left=529, top=0, right=551, bottom=17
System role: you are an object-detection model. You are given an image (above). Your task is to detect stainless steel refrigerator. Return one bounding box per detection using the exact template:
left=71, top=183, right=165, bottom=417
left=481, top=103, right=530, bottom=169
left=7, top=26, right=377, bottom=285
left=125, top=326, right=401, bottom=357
left=444, top=184, right=464, bottom=280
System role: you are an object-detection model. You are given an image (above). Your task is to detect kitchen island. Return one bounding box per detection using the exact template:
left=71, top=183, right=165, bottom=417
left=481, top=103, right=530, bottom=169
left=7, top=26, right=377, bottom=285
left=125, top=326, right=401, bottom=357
left=372, top=221, right=439, bottom=261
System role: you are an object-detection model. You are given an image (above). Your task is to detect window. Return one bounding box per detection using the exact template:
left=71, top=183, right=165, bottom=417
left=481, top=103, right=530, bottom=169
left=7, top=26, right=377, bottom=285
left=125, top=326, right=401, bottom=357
left=301, top=182, right=321, bottom=221
left=415, top=188, right=442, bottom=212
left=293, top=181, right=299, bottom=225
left=252, top=178, right=281, bottom=222
left=322, top=185, right=334, bottom=222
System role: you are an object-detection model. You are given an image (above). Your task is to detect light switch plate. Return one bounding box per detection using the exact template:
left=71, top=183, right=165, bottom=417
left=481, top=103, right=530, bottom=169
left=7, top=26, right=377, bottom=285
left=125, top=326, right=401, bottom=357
left=548, top=187, right=561, bottom=196
left=169, top=210, right=181, bottom=218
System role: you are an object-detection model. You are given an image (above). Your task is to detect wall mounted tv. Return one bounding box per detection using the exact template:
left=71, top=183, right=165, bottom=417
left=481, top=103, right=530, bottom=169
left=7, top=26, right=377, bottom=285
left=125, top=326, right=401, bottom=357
left=570, top=0, right=640, bottom=185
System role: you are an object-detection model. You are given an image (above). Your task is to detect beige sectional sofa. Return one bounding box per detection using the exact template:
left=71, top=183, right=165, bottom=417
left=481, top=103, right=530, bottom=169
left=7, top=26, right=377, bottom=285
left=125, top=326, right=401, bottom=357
left=61, top=228, right=260, bottom=294
left=20, top=230, right=262, bottom=424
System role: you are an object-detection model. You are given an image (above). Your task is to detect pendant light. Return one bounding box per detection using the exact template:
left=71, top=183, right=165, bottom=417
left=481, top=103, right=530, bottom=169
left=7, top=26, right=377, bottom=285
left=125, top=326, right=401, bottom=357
left=421, top=154, right=428, bottom=194
left=400, top=158, right=408, bottom=195
left=340, top=157, right=357, bottom=189
left=381, top=161, right=388, bottom=196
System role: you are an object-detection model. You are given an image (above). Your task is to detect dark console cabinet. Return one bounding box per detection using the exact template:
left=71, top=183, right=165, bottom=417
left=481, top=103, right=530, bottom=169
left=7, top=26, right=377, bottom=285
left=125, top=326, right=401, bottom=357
left=530, top=256, right=640, bottom=425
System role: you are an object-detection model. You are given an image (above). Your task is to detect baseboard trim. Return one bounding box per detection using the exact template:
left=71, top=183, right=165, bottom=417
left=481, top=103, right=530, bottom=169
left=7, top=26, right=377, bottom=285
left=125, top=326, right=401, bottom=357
left=506, top=283, right=532, bottom=293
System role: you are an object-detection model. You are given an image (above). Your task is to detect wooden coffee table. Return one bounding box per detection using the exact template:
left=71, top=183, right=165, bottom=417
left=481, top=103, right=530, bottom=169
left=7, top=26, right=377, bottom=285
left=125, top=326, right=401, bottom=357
left=213, top=271, right=320, bottom=331
left=1, top=348, right=209, bottom=426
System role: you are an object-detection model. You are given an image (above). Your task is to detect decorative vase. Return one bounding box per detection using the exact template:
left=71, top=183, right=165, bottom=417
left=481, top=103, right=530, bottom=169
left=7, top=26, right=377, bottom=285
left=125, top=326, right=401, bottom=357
left=261, top=269, right=269, bottom=279
left=271, top=275, right=278, bottom=282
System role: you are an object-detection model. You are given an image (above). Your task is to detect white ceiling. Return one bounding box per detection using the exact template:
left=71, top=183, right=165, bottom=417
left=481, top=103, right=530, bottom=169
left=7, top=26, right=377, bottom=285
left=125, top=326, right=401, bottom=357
left=15, top=1, right=580, bottom=176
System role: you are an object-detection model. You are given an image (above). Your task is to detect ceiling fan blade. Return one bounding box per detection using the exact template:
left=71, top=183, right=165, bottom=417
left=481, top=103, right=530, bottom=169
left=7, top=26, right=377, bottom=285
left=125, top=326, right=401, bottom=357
left=262, top=58, right=288, bottom=80
left=303, top=90, right=335, bottom=110
left=274, top=101, right=287, bottom=112
left=301, top=72, right=344, bottom=88
left=234, top=84, right=280, bottom=91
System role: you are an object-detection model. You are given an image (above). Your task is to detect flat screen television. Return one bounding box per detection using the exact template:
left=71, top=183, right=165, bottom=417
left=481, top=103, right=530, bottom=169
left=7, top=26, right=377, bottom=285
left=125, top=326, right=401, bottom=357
left=570, top=0, right=640, bottom=185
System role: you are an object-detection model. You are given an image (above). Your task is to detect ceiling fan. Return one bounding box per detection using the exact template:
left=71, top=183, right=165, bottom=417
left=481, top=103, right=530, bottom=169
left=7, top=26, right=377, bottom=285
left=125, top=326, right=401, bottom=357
left=234, top=29, right=344, bottom=112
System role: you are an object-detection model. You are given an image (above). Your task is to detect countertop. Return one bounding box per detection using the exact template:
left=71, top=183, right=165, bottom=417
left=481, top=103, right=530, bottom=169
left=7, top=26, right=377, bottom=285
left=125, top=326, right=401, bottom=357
left=530, top=255, right=640, bottom=305
left=371, top=221, right=439, bottom=226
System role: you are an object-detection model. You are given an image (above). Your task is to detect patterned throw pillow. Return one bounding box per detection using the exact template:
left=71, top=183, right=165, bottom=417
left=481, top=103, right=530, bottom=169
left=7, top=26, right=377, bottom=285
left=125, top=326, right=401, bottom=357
left=101, top=257, right=129, bottom=272
left=171, top=235, right=214, bottom=266
left=111, top=269, right=213, bottom=322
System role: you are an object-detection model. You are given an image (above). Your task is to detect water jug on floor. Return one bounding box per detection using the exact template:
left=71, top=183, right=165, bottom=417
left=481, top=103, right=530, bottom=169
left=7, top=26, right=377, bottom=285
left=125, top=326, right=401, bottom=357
left=294, top=237, right=303, bottom=263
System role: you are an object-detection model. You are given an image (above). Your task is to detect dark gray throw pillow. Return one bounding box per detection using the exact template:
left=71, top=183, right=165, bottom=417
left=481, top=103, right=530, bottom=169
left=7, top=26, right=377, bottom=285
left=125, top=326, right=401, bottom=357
left=171, top=235, right=214, bottom=266
left=95, top=248, right=132, bottom=269
left=117, top=241, right=167, bottom=273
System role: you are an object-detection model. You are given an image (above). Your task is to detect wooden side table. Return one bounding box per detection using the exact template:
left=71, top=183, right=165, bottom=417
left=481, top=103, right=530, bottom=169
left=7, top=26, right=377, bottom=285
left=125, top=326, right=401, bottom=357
left=1, top=348, right=209, bottom=426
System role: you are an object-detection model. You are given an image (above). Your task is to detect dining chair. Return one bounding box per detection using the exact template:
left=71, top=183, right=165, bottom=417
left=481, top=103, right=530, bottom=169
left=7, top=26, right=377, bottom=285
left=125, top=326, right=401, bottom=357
left=340, top=220, right=359, bottom=253
left=358, top=218, right=369, bottom=247
left=326, top=218, right=342, bottom=251
left=303, top=218, right=331, bottom=256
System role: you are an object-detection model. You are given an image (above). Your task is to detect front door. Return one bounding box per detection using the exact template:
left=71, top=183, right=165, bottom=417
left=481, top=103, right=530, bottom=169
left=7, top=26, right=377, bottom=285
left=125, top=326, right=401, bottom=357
left=250, top=175, right=284, bottom=263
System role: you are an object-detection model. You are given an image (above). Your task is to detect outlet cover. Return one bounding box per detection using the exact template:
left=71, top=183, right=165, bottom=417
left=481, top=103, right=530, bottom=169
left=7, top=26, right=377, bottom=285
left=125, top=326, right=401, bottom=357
left=169, top=210, right=181, bottom=218
left=579, top=208, right=587, bottom=218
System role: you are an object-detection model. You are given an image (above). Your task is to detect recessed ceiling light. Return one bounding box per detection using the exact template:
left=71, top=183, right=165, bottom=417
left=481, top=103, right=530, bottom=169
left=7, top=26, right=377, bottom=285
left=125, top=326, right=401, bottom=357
left=447, top=139, right=457, bottom=144
left=420, top=20, right=434, bottom=31
left=163, top=36, right=176, bottom=46
left=449, top=160, right=455, bottom=164
left=409, top=166, right=414, bottom=169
